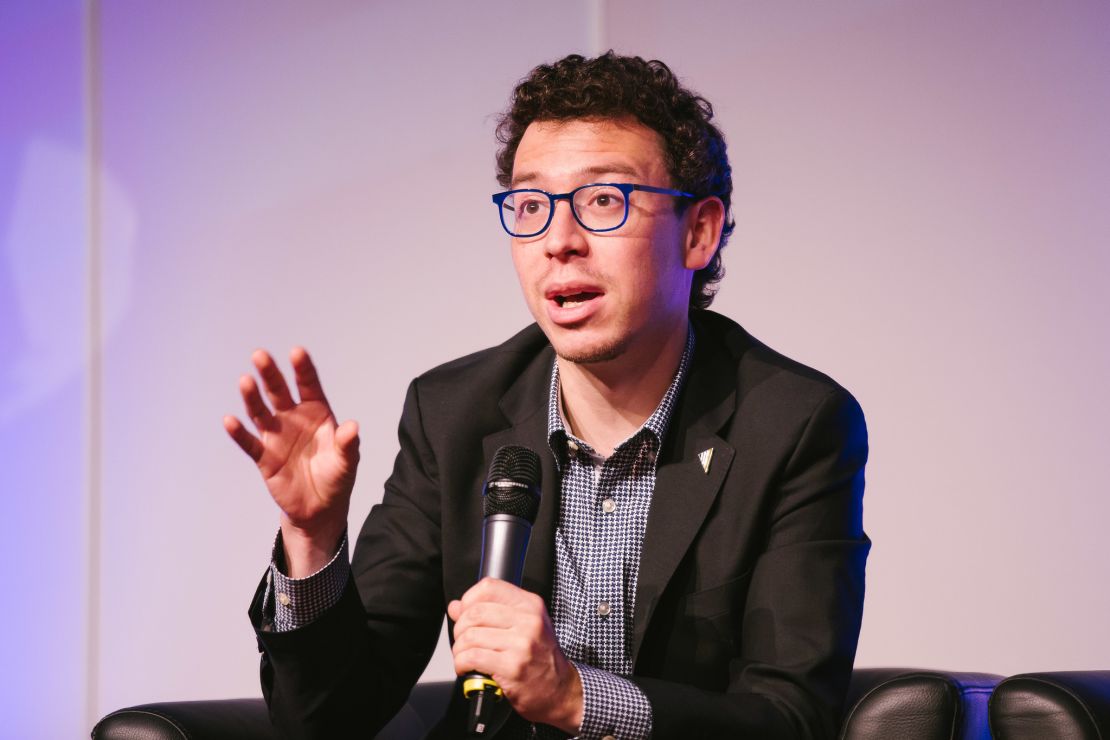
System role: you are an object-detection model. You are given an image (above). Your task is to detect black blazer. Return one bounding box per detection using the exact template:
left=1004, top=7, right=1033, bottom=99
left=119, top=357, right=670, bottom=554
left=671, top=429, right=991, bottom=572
left=250, top=309, right=870, bottom=739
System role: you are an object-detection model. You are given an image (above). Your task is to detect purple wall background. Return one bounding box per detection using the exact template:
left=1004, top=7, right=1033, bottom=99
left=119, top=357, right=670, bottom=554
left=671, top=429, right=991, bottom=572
left=2, top=1, right=1107, bottom=735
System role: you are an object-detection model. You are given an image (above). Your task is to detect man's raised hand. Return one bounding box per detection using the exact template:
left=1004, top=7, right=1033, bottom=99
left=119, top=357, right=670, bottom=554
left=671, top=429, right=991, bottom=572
left=223, top=347, right=359, bottom=576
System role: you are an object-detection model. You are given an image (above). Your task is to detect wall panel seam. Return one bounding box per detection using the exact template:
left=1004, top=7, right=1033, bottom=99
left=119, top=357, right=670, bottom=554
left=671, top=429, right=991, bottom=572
left=83, top=0, right=103, bottom=731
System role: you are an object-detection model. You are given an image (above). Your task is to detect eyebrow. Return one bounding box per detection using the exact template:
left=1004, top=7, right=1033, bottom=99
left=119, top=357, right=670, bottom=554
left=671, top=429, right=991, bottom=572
left=511, top=163, right=642, bottom=189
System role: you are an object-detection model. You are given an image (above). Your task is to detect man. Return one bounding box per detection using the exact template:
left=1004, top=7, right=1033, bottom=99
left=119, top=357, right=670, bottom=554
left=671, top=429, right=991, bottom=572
left=225, top=52, right=869, bottom=739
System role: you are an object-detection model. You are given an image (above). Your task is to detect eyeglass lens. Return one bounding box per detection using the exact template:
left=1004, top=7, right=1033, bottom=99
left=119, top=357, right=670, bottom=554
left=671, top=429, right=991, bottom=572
left=501, top=185, right=628, bottom=236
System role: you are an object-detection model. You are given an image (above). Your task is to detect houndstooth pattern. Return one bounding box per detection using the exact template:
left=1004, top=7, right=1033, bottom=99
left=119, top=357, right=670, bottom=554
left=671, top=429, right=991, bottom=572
left=265, top=328, right=694, bottom=739
left=263, top=530, right=350, bottom=632
left=541, top=328, right=693, bottom=739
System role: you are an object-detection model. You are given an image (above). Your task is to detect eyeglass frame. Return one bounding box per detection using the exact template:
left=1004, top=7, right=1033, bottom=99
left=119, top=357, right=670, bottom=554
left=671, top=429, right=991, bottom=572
left=491, top=182, right=695, bottom=238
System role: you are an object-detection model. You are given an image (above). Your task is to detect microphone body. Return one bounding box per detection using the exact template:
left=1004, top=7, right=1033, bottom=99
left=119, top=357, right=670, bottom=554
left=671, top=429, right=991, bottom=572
left=478, top=513, right=532, bottom=583
left=463, top=446, right=542, bottom=736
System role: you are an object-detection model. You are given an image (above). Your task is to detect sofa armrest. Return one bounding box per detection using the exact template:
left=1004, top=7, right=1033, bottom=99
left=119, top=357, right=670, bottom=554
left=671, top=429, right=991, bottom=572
left=91, top=681, right=455, bottom=740
left=989, top=671, right=1110, bottom=740
left=91, top=698, right=273, bottom=740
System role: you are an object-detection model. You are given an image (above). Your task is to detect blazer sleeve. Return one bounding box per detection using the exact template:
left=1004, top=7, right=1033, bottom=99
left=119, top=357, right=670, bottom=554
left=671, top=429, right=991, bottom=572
left=631, top=388, right=870, bottom=740
left=248, top=378, right=447, bottom=739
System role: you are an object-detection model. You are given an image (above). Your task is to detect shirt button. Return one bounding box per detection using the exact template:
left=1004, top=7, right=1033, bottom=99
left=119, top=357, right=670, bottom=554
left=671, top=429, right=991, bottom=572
left=567, top=439, right=579, bottom=453
left=601, top=498, right=616, bottom=513
left=277, top=593, right=291, bottom=606
left=602, top=735, right=616, bottom=740
left=596, top=601, right=611, bottom=617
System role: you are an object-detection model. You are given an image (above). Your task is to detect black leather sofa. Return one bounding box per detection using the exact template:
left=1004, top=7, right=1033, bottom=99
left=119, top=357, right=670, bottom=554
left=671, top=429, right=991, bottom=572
left=988, top=671, right=1110, bottom=739
left=92, top=668, right=1022, bottom=739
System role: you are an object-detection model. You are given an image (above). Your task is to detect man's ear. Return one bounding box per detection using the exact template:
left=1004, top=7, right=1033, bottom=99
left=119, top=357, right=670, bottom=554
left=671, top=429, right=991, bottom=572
left=683, top=196, right=726, bottom=270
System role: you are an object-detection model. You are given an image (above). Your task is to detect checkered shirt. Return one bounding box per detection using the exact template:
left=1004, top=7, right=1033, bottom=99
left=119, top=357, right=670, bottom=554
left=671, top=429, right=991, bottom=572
left=264, top=329, right=694, bottom=740
left=541, top=328, right=692, bottom=740
left=261, top=528, right=349, bottom=632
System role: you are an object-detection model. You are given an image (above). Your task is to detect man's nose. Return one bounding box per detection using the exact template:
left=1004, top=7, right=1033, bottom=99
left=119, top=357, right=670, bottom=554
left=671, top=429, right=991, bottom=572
left=542, top=199, right=589, bottom=259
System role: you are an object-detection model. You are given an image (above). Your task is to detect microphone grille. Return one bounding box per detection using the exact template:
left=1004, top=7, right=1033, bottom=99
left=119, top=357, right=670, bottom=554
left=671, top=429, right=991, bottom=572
left=484, top=445, right=541, bottom=522
left=487, top=445, right=541, bottom=487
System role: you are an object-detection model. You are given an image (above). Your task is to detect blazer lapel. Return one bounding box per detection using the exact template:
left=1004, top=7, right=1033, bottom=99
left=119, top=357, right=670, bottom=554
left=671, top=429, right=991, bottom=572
left=481, top=346, right=561, bottom=606
left=631, top=326, right=739, bottom=665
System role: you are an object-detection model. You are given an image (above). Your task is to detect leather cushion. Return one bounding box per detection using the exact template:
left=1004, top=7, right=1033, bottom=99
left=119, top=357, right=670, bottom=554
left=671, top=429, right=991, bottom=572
left=841, top=668, right=1000, bottom=740
left=989, top=671, right=1110, bottom=740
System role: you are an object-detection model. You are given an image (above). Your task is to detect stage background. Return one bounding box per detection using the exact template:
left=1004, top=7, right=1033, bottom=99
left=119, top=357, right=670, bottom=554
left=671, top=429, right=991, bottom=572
left=2, top=1, right=1107, bottom=735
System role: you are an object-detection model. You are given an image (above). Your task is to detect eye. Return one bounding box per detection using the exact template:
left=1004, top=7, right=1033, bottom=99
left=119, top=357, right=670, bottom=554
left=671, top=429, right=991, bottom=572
left=512, top=194, right=548, bottom=219
left=586, top=188, right=625, bottom=209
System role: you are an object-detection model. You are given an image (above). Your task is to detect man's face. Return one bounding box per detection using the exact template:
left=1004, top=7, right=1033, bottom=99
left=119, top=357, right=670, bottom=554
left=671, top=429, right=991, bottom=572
left=509, top=118, right=701, bottom=365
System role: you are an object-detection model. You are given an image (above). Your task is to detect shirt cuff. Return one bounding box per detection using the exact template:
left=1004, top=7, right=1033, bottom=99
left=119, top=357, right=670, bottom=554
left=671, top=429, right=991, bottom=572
left=572, top=662, right=653, bottom=740
left=262, top=528, right=350, bottom=632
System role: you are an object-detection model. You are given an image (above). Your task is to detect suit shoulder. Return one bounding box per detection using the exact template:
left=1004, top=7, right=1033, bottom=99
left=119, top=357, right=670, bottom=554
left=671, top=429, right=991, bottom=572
left=695, top=309, right=864, bottom=420
left=407, top=323, right=551, bottom=411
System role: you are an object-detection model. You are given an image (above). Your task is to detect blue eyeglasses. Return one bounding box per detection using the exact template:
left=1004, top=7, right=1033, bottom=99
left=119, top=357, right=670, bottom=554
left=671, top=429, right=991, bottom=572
left=491, top=182, right=694, bottom=238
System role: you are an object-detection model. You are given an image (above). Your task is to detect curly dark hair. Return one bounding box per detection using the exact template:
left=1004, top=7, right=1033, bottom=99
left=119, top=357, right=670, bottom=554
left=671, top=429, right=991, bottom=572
left=496, top=52, right=734, bottom=309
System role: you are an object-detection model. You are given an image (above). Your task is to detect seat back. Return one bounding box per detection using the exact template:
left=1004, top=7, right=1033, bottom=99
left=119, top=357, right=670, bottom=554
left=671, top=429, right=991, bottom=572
left=840, top=668, right=1001, bottom=740
left=989, top=671, right=1110, bottom=740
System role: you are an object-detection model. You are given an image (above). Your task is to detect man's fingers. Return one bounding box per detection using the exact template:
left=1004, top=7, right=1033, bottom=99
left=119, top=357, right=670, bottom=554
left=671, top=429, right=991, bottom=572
left=252, top=349, right=296, bottom=411
left=453, top=622, right=526, bottom=654
left=223, top=415, right=264, bottom=462
left=453, top=646, right=505, bottom=680
left=291, top=346, right=328, bottom=404
left=335, top=420, right=360, bottom=462
left=239, top=375, right=275, bottom=429
left=461, top=578, right=541, bottom=610
left=453, top=600, right=515, bottom=633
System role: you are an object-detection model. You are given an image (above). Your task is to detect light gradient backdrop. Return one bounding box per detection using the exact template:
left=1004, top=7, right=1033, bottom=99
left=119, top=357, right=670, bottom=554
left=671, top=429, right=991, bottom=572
left=2, top=1, right=1107, bottom=736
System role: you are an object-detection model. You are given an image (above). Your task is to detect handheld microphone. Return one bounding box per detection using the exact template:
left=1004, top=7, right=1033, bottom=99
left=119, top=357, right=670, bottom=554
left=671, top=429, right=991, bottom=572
left=463, top=445, right=542, bottom=736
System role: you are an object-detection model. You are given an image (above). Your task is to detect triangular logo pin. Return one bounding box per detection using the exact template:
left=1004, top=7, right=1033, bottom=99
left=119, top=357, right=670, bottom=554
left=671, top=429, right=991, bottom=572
left=698, top=447, right=714, bottom=474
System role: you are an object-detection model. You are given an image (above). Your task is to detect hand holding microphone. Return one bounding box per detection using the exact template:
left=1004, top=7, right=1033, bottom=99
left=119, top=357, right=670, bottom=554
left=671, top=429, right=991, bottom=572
left=448, top=446, right=583, bottom=736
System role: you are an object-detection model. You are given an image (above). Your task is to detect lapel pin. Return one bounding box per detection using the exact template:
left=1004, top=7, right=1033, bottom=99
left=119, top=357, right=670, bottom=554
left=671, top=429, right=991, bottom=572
left=698, top=447, right=714, bottom=474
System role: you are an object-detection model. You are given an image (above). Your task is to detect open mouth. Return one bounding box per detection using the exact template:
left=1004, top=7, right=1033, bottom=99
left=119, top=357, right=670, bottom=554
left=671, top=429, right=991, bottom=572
left=554, top=291, right=601, bottom=308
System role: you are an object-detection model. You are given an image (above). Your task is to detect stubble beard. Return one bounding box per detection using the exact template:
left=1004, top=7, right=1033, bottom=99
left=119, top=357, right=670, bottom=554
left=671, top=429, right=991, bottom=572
left=553, top=334, right=628, bottom=365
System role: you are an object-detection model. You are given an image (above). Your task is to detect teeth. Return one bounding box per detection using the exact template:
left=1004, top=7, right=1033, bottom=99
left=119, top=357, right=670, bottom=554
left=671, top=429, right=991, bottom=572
left=555, top=291, right=596, bottom=307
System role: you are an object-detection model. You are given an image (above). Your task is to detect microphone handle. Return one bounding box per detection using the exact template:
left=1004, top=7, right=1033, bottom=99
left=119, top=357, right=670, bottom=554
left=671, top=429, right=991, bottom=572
left=478, top=514, right=532, bottom=583
left=464, top=513, right=534, bottom=735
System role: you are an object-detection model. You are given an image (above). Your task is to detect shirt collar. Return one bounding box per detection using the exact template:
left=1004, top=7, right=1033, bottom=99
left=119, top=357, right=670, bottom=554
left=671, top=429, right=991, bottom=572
left=546, top=324, right=696, bottom=468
